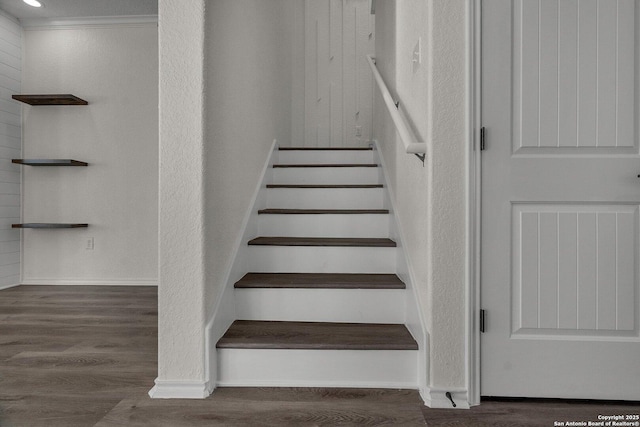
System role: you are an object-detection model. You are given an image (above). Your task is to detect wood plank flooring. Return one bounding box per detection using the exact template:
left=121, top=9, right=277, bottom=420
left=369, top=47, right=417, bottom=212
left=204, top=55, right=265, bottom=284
left=422, top=398, right=640, bottom=427
left=1, top=285, right=637, bottom=426
left=0, top=285, right=157, bottom=427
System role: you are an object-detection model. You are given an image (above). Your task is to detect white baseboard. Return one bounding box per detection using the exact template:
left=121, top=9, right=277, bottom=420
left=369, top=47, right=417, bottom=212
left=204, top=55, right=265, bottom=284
left=0, top=283, right=19, bottom=291
left=20, top=279, right=158, bottom=287
left=148, top=379, right=213, bottom=399
left=421, top=387, right=470, bottom=409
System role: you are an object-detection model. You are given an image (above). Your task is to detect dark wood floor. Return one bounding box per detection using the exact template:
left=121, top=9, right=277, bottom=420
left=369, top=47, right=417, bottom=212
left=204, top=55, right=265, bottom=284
left=1, top=285, right=637, bottom=426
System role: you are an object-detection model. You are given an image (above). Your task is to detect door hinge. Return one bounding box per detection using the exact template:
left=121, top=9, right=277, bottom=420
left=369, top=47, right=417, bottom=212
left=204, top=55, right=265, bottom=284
left=480, top=127, right=486, bottom=151
left=480, top=309, right=486, bottom=333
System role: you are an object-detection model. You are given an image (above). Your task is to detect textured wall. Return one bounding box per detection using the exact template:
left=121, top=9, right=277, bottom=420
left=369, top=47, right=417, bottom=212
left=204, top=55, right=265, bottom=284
left=156, top=0, right=296, bottom=392
left=0, top=10, right=20, bottom=290
left=424, top=0, right=466, bottom=389
left=21, top=23, right=158, bottom=284
left=158, top=0, right=207, bottom=382
left=373, top=0, right=467, bottom=390
left=204, top=0, right=294, bottom=321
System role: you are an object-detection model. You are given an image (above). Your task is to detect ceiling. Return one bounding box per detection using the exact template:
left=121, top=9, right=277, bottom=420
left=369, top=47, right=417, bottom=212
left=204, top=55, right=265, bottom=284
left=0, top=0, right=157, bottom=21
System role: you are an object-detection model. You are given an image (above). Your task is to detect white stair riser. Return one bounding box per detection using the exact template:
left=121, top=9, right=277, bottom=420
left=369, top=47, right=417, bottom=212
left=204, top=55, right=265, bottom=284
left=273, top=167, right=380, bottom=185
left=235, top=289, right=405, bottom=323
left=217, top=348, right=418, bottom=388
left=258, top=214, right=389, bottom=238
left=247, top=246, right=396, bottom=273
left=266, top=188, right=383, bottom=209
left=277, top=150, right=374, bottom=164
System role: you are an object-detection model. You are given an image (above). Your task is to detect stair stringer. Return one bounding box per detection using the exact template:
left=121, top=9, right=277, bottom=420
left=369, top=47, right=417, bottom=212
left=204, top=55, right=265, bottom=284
left=372, top=140, right=429, bottom=399
left=204, top=140, right=279, bottom=394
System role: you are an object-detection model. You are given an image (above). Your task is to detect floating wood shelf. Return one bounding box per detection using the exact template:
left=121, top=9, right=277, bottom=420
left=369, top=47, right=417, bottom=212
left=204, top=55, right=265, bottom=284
left=12, top=159, right=88, bottom=166
left=12, top=94, right=88, bottom=105
left=12, top=223, right=88, bottom=229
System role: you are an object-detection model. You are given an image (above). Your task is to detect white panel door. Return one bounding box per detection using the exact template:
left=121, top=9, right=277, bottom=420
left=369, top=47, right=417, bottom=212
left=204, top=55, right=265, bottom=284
left=482, top=0, right=640, bottom=399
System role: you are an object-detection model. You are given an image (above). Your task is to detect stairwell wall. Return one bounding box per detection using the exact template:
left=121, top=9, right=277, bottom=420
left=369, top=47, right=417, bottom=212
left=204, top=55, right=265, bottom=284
left=204, top=0, right=295, bottom=357
left=373, top=0, right=468, bottom=400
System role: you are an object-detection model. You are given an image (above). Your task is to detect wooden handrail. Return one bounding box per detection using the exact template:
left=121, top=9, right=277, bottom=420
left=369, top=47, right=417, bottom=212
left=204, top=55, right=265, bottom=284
left=366, top=55, right=427, bottom=160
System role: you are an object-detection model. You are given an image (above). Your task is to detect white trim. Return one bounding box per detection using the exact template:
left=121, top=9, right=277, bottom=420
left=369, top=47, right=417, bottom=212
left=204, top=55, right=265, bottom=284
left=21, top=15, right=158, bottom=30
left=466, top=0, right=482, bottom=407
left=20, top=279, right=158, bottom=286
left=0, top=9, right=21, bottom=27
left=0, top=283, right=20, bottom=291
left=373, top=140, right=429, bottom=398
left=421, top=387, right=470, bottom=410
left=204, top=140, right=279, bottom=395
left=148, top=379, right=212, bottom=399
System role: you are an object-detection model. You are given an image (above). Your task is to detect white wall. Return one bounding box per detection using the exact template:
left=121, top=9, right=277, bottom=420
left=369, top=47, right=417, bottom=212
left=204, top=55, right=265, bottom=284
left=204, top=0, right=294, bottom=320
left=373, top=0, right=468, bottom=396
left=20, top=22, right=158, bottom=285
left=153, top=0, right=208, bottom=398
left=153, top=0, right=296, bottom=397
left=0, top=10, right=20, bottom=290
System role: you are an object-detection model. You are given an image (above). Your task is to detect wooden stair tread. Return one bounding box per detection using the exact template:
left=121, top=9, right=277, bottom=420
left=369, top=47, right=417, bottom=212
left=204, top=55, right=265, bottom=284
left=216, top=320, right=418, bottom=350
left=279, top=147, right=373, bottom=151
left=274, top=164, right=378, bottom=168
left=258, top=209, right=389, bottom=215
left=234, top=273, right=405, bottom=289
left=248, top=237, right=396, bottom=247
left=267, top=184, right=382, bottom=189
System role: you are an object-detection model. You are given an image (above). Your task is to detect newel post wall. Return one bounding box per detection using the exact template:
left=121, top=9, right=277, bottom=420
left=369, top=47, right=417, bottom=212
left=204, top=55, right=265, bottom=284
left=151, top=0, right=209, bottom=398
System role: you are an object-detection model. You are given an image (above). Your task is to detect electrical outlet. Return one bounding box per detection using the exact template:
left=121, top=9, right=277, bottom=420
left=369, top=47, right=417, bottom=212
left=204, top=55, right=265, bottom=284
left=355, top=126, right=363, bottom=137
left=86, top=237, right=94, bottom=250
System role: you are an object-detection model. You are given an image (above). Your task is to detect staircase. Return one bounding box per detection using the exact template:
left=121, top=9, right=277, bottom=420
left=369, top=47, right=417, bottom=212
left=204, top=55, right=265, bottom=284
left=216, top=146, right=419, bottom=388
